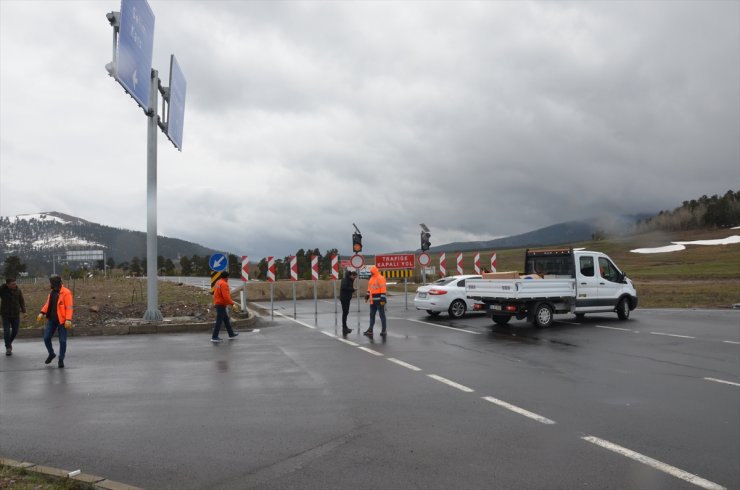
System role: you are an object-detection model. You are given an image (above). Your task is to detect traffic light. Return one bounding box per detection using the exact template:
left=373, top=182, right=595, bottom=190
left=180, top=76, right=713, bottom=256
left=352, top=232, right=363, bottom=253
left=421, top=231, right=431, bottom=251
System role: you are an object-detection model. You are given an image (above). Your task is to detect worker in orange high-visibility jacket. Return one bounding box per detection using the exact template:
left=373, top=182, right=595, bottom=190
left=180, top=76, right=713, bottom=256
left=363, top=266, right=388, bottom=337
left=38, top=275, right=73, bottom=368
left=211, top=271, right=239, bottom=343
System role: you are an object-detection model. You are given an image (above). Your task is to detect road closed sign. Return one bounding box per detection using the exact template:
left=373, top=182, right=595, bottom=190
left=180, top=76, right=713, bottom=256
left=376, top=254, right=415, bottom=270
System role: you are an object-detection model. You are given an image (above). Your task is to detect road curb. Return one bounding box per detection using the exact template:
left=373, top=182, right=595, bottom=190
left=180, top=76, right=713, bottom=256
left=1, top=457, right=142, bottom=490
left=15, top=309, right=259, bottom=338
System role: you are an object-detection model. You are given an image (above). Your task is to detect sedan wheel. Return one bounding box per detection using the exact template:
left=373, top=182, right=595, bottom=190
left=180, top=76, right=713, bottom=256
left=448, top=299, right=467, bottom=319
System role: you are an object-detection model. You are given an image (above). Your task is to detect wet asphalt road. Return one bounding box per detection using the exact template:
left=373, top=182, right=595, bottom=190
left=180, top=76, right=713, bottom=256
left=1, top=299, right=738, bottom=490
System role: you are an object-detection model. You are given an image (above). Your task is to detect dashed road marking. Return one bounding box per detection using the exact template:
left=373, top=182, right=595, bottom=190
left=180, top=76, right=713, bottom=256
left=650, top=332, right=696, bottom=339
left=704, top=377, right=740, bottom=387
left=320, top=330, right=336, bottom=338
left=722, top=340, right=740, bottom=345
left=427, top=374, right=475, bottom=392
left=595, top=325, right=632, bottom=331
left=357, top=346, right=383, bottom=356
left=387, top=358, right=422, bottom=371
left=582, top=436, right=726, bottom=490
left=482, top=396, right=556, bottom=425
left=408, top=318, right=481, bottom=334
left=336, top=338, right=359, bottom=347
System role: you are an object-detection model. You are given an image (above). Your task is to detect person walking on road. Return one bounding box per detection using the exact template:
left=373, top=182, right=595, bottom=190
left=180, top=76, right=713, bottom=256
left=212, top=271, right=239, bottom=343
left=38, top=275, right=73, bottom=368
left=363, top=266, right=388, bottom=337
left=1, top=277, right=26, bottom=356
left=339, top=270, right=357, bottom=335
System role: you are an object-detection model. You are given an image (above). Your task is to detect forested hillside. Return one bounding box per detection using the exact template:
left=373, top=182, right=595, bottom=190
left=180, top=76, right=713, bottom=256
left=636, top=190, right=739, bottom=232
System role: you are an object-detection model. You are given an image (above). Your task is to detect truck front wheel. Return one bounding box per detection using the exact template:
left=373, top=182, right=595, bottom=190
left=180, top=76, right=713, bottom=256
left=617, top=298, right=630, bottom=320
left=532, top=303, right=553, bottom=328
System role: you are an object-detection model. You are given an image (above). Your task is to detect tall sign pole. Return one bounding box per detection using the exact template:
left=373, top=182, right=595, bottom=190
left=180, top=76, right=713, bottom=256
left=144, top=67, right=161, bottom=320
left=106, top=0, right=186, bottom=322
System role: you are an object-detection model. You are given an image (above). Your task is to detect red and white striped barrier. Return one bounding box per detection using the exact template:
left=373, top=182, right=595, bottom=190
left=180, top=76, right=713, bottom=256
left=290, top=255, right=298, bottom=281
left=440, top=252, right=446, bottom=277
left=311, top=255, right=319, bottom=281
left=267, top=256, right=275, bottom=282
left=331, top=254, right=339, bottom=280
left=474, top=252, right=480, bottom=274
left=456, top=252, right=463, bottom=275
left=241, top=255, right=249, bottom=282
left=490, top=252, right=497, bottom=272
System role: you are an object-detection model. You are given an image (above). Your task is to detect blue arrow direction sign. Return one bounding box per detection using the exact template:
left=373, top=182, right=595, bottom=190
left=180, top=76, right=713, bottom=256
left=166, top=55, right=187, bottom=150
left=116, top=0, right=155, bottom=111
left=209, top=253, right=228, bottom=272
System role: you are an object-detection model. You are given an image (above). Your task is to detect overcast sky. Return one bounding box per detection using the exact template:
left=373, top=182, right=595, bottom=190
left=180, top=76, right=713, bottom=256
left=1, top=1, right=738, bottom=259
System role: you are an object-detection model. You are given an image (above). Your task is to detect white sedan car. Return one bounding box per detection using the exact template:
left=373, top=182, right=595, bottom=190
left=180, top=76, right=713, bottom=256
left=413, top=275, right=484, bottom=319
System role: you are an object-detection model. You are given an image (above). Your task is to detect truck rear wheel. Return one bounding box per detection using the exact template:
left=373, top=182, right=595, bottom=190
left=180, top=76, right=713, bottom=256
left=492, top=315, right=511, bottom=325
left=532, top=303, right=553, bottom=328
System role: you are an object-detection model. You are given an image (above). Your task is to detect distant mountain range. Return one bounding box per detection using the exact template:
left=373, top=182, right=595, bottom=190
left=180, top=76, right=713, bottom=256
left=424, top=215, right=651, bottom=253
left=1, top=211, right=650, bottom=275
left=0, top=212, right=218, bottom=274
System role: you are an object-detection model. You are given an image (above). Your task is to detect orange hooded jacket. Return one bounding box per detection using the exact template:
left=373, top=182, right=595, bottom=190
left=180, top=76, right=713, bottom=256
left=367, top=266, right=387, bottom=305
left=213, top=278, right=235, bottom=306
left=40, top=286, right=74, bottom=324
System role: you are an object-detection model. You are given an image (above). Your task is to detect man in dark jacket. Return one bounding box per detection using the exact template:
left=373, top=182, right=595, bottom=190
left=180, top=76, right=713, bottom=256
left=339, top=270, right=357, bottom=335
left=1, top=277, right=26, bottom=356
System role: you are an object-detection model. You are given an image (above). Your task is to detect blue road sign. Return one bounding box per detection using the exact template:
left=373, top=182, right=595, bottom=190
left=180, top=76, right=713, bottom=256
left=116, top=0, right=155, bottom=111
left=166, top=55, right=187, bottom=150
left=209, top=253, right=228, bottom=272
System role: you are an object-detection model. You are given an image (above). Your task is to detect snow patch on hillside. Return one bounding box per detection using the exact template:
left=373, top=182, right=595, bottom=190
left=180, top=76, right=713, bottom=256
left=631, top=235, right=740, bottom=254
left=12, top=213, right=70, bottom=224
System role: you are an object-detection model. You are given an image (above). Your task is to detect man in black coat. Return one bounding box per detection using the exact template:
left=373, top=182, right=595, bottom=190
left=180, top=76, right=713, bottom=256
left=1, top=278, right=26, bottom=356
left=339, top=270, right=357, bottom=335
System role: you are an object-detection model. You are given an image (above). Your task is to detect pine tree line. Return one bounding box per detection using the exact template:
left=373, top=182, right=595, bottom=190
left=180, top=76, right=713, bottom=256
left=636, top=190, right=739, bottom=232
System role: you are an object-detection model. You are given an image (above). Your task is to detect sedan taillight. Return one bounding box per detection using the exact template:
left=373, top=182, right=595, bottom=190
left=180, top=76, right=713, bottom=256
left=428, top=289, right=448, bottom=295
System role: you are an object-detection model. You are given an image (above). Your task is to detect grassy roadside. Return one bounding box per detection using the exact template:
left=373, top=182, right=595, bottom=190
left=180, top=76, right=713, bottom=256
left=0, top=464, right=93, bottom=489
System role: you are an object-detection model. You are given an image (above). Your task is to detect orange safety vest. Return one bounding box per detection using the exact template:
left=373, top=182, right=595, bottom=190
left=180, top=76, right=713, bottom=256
left=41, top=286, right=74, bottom=324
left=367, top=267, right=387, bottom=304
left=213, top=278, right=235, bottom=306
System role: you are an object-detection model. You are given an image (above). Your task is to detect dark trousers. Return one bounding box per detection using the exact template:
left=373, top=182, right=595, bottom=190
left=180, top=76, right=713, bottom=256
left=3, top=316, right=20, bottom=348
left=369, top=302, right=387, bottom=332
left=43, top=320, right=67, bottom=360
left=340, top=299, right=352, bottom=328
left=213, top=306, right=235, bottom=339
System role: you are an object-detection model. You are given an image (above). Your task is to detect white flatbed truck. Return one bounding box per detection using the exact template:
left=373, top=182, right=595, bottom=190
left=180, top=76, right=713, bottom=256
left=465, top=248, right=638, bottom=328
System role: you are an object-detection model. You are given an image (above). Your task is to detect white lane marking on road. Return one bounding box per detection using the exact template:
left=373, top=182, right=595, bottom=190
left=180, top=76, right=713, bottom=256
left=557, top=321, right=581, bottom=325
left=482, top=396, right=556, bottom=425
left=408, top=318, right=481, bottom=334
left=320, top=331, right=336, bottom=338
left=336, top=338, right=359, bottom=347
left=704, top=377, right=740, bottom=387
left=595, top=325, right=632, bottom=331
left=582, top=436, right=726, bottom=490
left=357, top=346, right=383, bottom=356
left=267, top=310, right=317, bottom=329
left=650, top=332, right=696, bottom=339
left=722, top=340, right=740, bottom=345
left=427, top=374, right=475, bottom=392
left=387, top=358, right=422, bottom=371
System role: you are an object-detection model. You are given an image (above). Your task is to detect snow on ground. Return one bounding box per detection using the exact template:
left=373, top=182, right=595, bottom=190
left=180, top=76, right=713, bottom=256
left=11, top=213, right=69, bottom=224
left=630, top=234, right=740, bottom=254
left=631, top=244, right=687, bottom=254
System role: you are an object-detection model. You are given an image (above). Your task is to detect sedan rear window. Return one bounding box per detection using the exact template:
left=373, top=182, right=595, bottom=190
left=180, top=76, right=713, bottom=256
left=433, top=278, right=456, bottom=286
